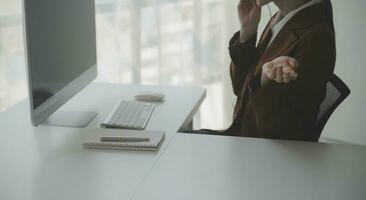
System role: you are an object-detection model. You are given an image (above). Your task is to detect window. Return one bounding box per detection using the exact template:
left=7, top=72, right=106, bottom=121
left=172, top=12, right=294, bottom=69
left=1, top=0, right=271, bottom=130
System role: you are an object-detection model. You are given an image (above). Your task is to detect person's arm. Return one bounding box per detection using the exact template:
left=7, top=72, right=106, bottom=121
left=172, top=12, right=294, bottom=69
left=229, top=0, right=261, bottom=96
left=229, top=33, right=258, bottom=96
left=249, top=28, right=336, bottom=140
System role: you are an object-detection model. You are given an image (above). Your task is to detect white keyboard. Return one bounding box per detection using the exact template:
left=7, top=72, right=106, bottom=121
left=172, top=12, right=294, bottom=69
left=101, top=100, right=155, bottom=130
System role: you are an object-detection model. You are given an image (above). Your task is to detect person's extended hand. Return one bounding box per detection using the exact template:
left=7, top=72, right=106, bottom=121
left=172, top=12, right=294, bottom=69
left=261, top=56, right=299, bottom=86
left=237, top=0, right=261, bottom=42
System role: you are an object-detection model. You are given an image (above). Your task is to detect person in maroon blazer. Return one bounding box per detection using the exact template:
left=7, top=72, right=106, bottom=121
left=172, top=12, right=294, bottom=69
left=223, top=0, right=336, bottom=141
left=190, top=0, right=336, bottom=142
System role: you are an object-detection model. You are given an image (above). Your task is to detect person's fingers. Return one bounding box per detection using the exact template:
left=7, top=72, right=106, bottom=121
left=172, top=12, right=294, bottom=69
left=274, top=60, right=293, bottom=69
left=272, top=56, right=298, bottom=69
left=265, top=68, right=273, bottom=80
left=272, top=56, right=291, bottom=64
left=264, top=62, right=274, bottom=71
left=286, top=57, right=299, bottom=68
left=263, top=62, right=273, bottom=79
left=264, top=70, right=271, bottom=80
left=275, top=66, right=283, bottom=83
left=269, top=66, right=276, bottom=80
left=282, top=67, right=291, bottom=83
left=273, top=63, right=283, bottom=69
left=265, top=56, right=299, bottom=84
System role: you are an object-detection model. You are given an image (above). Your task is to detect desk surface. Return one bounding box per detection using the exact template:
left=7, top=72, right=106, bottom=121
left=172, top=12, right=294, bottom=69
left=133, top=133, right=366, bottom=200
left=0, top=82, right=206, bottom=200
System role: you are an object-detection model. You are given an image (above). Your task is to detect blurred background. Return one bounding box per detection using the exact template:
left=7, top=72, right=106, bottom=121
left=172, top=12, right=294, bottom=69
left=0, top=0, right=365, bottom=145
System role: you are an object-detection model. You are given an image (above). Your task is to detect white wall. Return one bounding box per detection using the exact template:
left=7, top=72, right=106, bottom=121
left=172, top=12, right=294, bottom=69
left=321, top=0, right=366, bottom=145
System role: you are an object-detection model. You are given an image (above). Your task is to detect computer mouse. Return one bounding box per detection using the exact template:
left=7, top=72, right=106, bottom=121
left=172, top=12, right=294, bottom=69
left=134, top=91, right=165, bottom=102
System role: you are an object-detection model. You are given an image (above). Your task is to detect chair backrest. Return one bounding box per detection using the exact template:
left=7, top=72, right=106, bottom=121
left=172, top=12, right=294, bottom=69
left=314, top=74, right=351, bottom=140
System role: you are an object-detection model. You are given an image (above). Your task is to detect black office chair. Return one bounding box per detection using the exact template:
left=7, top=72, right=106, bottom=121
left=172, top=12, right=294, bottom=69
left=314, top=74, right=351, bottom=141
left=187, top=74, right=350, bottom=141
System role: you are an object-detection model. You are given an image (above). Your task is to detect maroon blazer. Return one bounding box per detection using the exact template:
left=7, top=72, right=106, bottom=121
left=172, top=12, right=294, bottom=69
left=226, top=3, right=336, bottom=141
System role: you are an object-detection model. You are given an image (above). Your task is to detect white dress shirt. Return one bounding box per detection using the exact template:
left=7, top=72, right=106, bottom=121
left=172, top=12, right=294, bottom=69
left=268, top=0, right=323, bottom=46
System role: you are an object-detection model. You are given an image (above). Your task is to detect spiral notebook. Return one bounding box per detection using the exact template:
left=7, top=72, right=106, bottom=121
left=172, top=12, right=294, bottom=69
left=83, top=129, right=165, bottom=151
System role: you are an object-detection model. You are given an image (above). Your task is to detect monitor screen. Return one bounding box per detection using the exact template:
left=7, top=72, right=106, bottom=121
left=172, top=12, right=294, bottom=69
left=25, top=0, right=96, bottom=109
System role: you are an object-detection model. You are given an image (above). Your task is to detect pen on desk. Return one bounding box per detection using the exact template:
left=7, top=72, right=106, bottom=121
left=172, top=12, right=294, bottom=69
left=100, top=136, right=150, bottom=142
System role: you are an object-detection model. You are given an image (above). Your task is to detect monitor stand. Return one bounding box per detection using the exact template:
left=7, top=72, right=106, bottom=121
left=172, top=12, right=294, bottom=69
left=43, top=111, right=97, bottom=128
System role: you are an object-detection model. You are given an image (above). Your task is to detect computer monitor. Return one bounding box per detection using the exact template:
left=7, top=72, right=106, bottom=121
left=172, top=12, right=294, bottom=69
left=22, top=0, right=97, bottom=127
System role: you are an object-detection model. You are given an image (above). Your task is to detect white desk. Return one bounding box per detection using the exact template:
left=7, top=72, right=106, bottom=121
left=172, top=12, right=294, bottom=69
left=0, top=82, right=206, bottom=200
left=133, top=133, right=366, bottom=200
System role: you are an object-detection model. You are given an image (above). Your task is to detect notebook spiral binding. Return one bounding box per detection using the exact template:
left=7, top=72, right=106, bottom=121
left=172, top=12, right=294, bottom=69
left=83, top=142, right=155, bottom=151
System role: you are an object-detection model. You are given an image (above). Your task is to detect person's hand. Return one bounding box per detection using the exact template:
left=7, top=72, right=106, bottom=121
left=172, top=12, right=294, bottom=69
left=261, top=56, right=299, bottom=86
left=237, top=0, right=261, bottom=42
